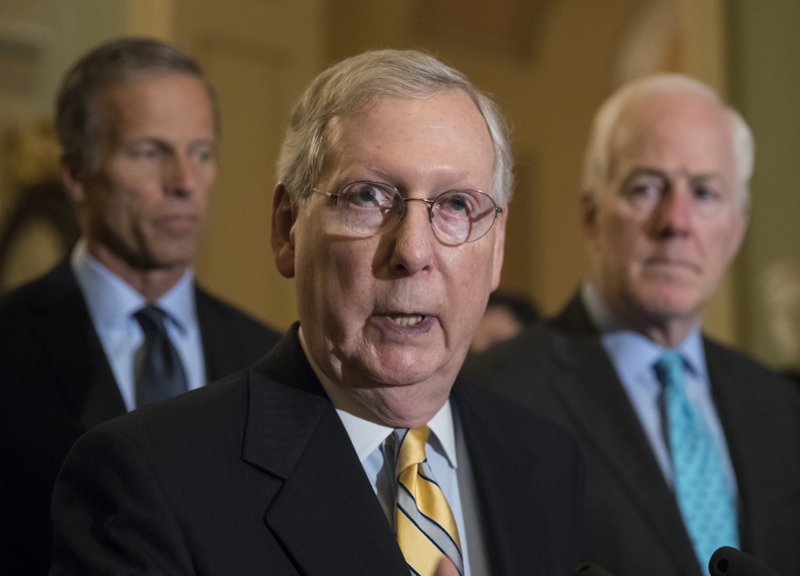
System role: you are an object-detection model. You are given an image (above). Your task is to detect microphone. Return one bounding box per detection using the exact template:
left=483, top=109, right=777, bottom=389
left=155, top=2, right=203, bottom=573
left=571, top=563, right=616, bottom=576
left=708, top=546, right=779, bottom=576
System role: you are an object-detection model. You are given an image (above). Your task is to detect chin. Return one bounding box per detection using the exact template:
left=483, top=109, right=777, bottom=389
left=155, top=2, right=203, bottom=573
left=368, top=362, right=438, bottom=388
left=364, top=381, right=451, bottom=428
left=146, top=248, right=195, bottom=269
left=636, top=292, right=700, bottom=321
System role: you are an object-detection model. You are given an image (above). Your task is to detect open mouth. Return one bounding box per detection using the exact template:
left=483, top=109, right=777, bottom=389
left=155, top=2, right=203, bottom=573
left=389, top=313, right=425, bottom=327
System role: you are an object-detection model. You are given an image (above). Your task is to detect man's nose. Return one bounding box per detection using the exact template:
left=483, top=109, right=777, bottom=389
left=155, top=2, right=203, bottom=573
left=389, top=200, right=435, bottom=275
left=163, top=155, right=196, bottom=196
left=653, top=184, right=692, bottom=235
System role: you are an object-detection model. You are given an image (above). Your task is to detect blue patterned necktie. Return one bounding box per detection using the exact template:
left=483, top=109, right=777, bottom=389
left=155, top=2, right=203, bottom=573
left=134, top=306, right=188, bottom=408
left=654, top=351, right=739, bottom=570
left=394, top=427, right=464, bottom=576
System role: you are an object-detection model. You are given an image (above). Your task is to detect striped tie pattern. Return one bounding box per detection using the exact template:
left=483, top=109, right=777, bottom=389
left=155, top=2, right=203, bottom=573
left=394, top=426, right=464, bottom=576
left=654, top=351, right=739, bottom=570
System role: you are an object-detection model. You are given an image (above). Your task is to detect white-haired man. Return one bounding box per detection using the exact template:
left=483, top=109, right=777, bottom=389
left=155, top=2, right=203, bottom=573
left=466, top=73, right=800, bottom=576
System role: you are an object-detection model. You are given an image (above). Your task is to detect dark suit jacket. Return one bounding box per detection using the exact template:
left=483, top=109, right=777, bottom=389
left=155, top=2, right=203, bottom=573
left=464, top=294, right=800, bottom=576
left=48, top=326, right=583, bottom=575
left=0, top=259, right=281, bottom=576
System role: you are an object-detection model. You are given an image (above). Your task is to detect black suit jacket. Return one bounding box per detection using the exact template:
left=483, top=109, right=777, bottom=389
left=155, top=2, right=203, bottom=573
left=49, top=326, right=583, bottom=575
left=464, top=294, right=800, bottom=576
left=0, top=259, right=281, bottom=575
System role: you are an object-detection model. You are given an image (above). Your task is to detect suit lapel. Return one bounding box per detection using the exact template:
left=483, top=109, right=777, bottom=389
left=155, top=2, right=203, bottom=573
left=31, top=260, right=124, bottom=429
left=704, top=339, right=777, bottom=555
left=547, top=296, right=697, bottom=571
left=452, top=384, right=536, bottom=575
left=241, top=329, right=409, bottom=576
left=455, top=379, right=589, bottom=576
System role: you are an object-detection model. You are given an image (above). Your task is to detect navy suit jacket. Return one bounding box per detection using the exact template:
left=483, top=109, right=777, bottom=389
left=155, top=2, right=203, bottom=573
left=49, top=326, right=583, bottom=575
left=464, top=294, right=800, bottom=576
left=0, top=259, right=281, bottom=575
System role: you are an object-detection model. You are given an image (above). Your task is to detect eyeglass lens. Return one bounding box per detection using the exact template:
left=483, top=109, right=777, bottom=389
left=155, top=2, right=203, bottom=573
left=336, top=181, right=499, bottom=245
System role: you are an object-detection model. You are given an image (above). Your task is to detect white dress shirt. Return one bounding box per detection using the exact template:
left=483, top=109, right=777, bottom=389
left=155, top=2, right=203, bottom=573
left=71, top=241, right=206, bottom=410
left=297, top=327, right=474, bottom=575
left=582, top=282, right=738, bottom=494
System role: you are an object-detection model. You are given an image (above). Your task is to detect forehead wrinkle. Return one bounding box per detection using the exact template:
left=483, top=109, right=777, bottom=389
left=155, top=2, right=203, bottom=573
left=321, top=93, right=493, bottom=202
left=325, top=143, right=481, bottom=198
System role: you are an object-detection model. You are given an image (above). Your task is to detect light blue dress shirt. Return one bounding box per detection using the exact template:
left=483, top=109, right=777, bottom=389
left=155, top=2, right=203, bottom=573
left=582, top=283, right=738, bottom=495
left=71, top=241, right=206, bottom=411
left=298, top=328, right=473, bottom=575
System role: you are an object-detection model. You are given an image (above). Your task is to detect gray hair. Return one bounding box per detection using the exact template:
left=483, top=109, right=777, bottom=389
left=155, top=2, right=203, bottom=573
left=276, top=49, right=513, bottom=207
left=582, top=73, right=754, bottom=207
left=56, top=36, right=218, bottom=176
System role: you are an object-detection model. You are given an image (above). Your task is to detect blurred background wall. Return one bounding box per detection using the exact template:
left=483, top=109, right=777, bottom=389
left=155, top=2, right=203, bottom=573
left=1, top=0, right=798, bottom=373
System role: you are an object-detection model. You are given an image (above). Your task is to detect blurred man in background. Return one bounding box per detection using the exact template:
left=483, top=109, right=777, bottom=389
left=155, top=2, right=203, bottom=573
left=466, top=73, right=800, bottom=576
left=0, top=37, right=281, bottom=575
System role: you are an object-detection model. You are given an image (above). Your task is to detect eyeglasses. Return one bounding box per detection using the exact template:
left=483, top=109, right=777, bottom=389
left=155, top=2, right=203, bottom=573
left=313, top=180, right=503, bottom=246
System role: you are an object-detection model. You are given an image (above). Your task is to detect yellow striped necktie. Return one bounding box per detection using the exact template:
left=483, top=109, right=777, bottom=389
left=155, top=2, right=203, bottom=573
left=394, top=426, right=464, bottom=576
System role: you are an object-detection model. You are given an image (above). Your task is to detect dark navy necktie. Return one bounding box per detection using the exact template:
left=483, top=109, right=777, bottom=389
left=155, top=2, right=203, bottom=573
left=134, top=305, right=188, bottom=408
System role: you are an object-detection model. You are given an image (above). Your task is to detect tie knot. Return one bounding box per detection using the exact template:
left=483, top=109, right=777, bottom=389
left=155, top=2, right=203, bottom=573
left=653, top=350, right=685, bottom=390
left=395, top=426, right=431, bottom=476
left=133, top=305, right=187, bottom=407
left=135, top=305, right=169, bottom=336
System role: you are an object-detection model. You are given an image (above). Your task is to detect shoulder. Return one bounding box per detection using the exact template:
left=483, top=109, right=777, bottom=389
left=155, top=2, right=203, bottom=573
left=194, top=283, right=281, bottom=343
left=464, top=322, right=550, bottom=374
left=704, top=336, right=797, bottom=387
left=453, top=376, right=580, bottom=459
left=78, top=340, right=320, bottom=457
left=0, top=259, right=77, bottom=317
left=79, top=369, right=251, bottom=461
left=0, top=261, right=86, bottom=360
left=703, top=338, right=800, bottom=447
left=704, top=335, right=800, bottom=406
left=462, top=321, right=566, bottom=400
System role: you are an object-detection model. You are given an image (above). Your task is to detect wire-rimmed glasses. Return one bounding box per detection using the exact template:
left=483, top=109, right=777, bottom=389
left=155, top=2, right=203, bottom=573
left=313, top=180, right=503, bottom=246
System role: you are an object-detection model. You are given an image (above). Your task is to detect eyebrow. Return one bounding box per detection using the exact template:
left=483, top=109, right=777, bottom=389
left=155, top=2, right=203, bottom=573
left=626, top=166, right=724, bottom=182
left=123, top=137, right=216, bottom=151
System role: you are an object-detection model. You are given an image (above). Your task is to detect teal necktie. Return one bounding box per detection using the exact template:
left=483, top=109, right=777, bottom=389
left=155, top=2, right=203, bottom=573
left=654, top=351, right=739, bottom=570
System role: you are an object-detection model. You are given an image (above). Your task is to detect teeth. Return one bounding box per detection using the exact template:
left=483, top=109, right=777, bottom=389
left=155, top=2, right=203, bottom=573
left=390, top=314, right=424, bottom=327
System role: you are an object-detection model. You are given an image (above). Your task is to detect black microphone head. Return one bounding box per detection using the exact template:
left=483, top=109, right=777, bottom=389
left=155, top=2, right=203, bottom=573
left=571, top=563, right=616, bottom=576
left=708, top=546, right=778, bottom=576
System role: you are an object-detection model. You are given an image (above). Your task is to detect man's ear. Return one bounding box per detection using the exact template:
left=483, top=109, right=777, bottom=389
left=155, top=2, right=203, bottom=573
left=489, top=208, right=507, bottom=291
left=60, top=156, right=86, bottom=205
left=726, top=204, right=750, bottom=264
left=580, top=190, right=598, bottom=237
left=271, top=183, right=297, bottom=279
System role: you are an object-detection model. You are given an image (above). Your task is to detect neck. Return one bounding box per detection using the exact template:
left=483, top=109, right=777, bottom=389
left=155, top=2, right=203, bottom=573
left=639, top=322, right=692, bottom=349
left=298, top=326, right=453, bottom=428
left=615, top=306, right=695, bottom=348
left=87, top=242, right=188, bottom=302
left=585, top=281, right=696, bottom=348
